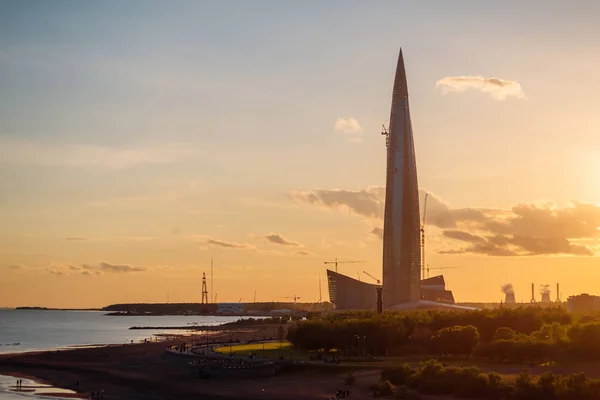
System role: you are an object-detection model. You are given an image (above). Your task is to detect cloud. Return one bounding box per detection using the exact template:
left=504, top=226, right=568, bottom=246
left=290, top=187, right=385, bottom=219
left=65, top=237, right=91, bottom=241
left=296, top=250, right=312, bottom=256
left=334, top=117, right=363, bottom=142
left=334, top=117, right=362, bottom=134
left=57, top=262, right=146, bottom=275
left=436, top=76, right=526, bottom=100
left=96, top=262, right=146, bottom=273
left=439, top=201, right=600, bottom=256
left=46, top=268, right=66, bottom=276
left=443, top=230, right=486, bottom=244
left=292, top=185, right=599, bottom=257
left=290, top=187, right=486, bottom=228
left=264, top=233, right=301, bottom=246
left=6, top=264, right=24, bottom=270
left=205, top=238, right=253, bottom=250
left=371, top=227, right=383, bottom=240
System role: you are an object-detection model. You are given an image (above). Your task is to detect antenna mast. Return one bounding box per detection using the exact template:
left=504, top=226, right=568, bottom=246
left=201, top=272, right=208, bottom=304
left=421, top=193, right=428, bottom=280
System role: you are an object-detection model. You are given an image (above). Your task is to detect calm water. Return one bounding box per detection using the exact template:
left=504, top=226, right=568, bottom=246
left=0, top=309, right=247, bottom=354
left=0, top=374, right=78, bottom=399
left=0, top=309, right=254, bottom=399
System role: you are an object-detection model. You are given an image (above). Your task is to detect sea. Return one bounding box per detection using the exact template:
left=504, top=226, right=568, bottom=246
left=0, top=309, right=253, bottom=399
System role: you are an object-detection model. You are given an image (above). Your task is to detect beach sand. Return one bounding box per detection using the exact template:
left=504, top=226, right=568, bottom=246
left=0, top=325, right=378, bottom=400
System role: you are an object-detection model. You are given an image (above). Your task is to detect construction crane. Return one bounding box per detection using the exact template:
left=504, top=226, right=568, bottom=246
left=312, top=275, right=323, bottom=312
left=324, top=258, right=366, bottom=273
left=279, top=295, right=300, bottom=304
left=421, top=193, right=428, bottom=280
left=426, top=265, right=459, bottom=279
left=362, top=271, right=381, bottom=286
left=381, top=124, right=390, bottom=148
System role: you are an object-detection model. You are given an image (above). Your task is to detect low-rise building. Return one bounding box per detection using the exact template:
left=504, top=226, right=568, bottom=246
left=567, top=294, right=600, bottom=313
left=216, top=303, right=244, bottom=315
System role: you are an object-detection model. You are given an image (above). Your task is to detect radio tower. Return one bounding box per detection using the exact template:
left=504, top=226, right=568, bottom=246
left=421, top=193, right=428, bottom=280
left=201, top=272, right=208, bottom=304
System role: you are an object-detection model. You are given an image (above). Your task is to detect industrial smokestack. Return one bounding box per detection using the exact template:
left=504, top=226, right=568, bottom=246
left=556, top=283, right=560, bottom=302
left=540, top=284, right=551, bottom=303
left=501, top=284, right=515, bottom=304
left=530, top=283, right=536, bottom=303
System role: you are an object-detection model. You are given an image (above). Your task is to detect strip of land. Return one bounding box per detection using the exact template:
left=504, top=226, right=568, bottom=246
left=0, top=325, right=375, bottom=400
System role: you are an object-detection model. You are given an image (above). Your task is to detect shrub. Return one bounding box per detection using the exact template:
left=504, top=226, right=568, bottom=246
left=381, top=363, right=413, bottom=386
left=492, top=327, right=516, bottom=341
left=381, top=380, right=394, bottom=396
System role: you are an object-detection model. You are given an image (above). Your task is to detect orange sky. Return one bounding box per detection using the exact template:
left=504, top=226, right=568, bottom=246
left=2, top=1, right=600, bottom=308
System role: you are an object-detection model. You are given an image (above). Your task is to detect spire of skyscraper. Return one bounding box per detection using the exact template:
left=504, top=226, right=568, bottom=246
left=382, top=48, right=422, bottom=306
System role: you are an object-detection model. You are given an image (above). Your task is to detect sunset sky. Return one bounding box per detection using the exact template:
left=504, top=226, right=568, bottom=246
left=2, top=1, right=600, bottom=308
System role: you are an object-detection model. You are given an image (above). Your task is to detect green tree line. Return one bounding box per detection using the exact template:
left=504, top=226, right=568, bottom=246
left=288, top=307, right=600, bottom=361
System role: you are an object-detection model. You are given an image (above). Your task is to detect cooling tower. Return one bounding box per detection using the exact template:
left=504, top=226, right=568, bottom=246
left=505, top=293, right=516, bottom=304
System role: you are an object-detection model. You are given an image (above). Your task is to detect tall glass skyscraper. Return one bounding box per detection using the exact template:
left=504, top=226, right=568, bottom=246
left=382, top=48, right=422, bottom=306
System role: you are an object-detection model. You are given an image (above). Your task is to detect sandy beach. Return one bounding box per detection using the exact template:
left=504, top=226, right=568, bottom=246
left=0, top=325, right=377, bottom=400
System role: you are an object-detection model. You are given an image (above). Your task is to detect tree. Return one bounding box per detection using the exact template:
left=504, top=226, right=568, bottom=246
left=429, top=325, right=480, bottom=358
left=493, top=327, right=516, bottom=341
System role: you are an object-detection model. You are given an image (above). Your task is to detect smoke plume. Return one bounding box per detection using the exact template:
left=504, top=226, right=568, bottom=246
left=501, top=283, right=514, bottom=294
left=540, top=284, right=551, bottom=295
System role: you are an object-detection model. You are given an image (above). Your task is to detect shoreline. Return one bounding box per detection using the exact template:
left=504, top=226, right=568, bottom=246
left=0, top=325, right=358, bottom=400
left=0, top=372, right=86, bottom=399
left=0, top=330, right=218, bottom=358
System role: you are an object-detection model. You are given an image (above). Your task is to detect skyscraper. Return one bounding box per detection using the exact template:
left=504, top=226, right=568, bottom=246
left=382, top=48, right=421, bottom=307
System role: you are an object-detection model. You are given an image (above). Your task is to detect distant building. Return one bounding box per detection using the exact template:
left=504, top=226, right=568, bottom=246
left=216, top=303, right=244, bottom=315
left=327, top=269, right=455, bottom=310
left=327, top=270, right=378, bottom=310
left=270, top=309, right=293, bottom=316
left=325, top=48, right=463, bottom=311
left=420, top=275, right=455, bottom=304
left=382, top=48, right=421, bottom=307
left=567, top=294, right=600, bottom=313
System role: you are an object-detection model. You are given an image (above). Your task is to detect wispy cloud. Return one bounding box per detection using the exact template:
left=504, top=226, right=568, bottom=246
left=264, top=233, right=302, bottom=246
left=290, top=187, right=385, bottom=219
left=46, top=268, right=66, bottom=276
left=436, top=76, right=526, bottom=100
left=0, top=138, right=199, bottom=169
left=95, top=262, right=146, bottom=273
left=371, top=227, right=383, bottom=240
left=334, top=117, right=362, bottom=142
left=48, top=262, right=147, bottom=276
left=205, top=238, right=255, bottom=251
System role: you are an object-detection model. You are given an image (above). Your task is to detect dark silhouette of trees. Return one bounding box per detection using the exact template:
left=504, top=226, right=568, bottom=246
left=429, top=325, right=479, bottom=358
left=380, top=360, right=600, bottom=399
